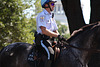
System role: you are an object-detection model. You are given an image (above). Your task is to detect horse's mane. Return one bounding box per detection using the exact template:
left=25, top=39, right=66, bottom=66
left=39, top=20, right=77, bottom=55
left=67, top=22, right=100, bottom=43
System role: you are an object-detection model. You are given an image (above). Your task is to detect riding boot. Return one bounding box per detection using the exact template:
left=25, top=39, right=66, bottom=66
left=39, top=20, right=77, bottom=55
left=45, top=60, right=52, bottom=67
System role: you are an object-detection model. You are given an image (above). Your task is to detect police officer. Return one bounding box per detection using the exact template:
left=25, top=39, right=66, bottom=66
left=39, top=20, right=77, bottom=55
left=36, top=0, right=64, bottom=67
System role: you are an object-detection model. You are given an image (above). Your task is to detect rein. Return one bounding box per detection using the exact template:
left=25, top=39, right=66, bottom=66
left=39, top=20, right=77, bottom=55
left=61, top=40, right=100, bottom=53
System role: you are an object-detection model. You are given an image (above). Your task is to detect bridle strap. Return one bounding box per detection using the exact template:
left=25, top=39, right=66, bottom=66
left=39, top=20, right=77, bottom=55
left=62, top=41, right=100, bottom=53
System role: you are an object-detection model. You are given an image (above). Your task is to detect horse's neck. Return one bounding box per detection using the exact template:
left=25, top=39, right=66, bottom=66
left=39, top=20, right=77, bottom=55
left=69, top=37, right=91, bottom=63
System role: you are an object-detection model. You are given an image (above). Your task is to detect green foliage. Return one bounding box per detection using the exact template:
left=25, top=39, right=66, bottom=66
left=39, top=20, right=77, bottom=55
left=34, top=0, right=42, bottom=15
left=0, top=0, right=35, bottom=49
left=18, top=17, right=35, bottom=43
left=56, top=21, right=70, bottom=38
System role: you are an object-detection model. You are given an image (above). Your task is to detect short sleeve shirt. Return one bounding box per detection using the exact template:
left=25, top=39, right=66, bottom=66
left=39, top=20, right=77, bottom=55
left=36, top=9, right=58, bottom=34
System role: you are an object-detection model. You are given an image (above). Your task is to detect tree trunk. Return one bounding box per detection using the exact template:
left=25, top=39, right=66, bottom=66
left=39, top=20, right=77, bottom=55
left=61, top=0, right=86, bottom=34
left=90, top=0, right=100, bottom=23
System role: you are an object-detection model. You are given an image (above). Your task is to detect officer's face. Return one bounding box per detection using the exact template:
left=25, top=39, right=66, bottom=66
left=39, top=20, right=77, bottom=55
left=49, top=2, right=55, bottom=11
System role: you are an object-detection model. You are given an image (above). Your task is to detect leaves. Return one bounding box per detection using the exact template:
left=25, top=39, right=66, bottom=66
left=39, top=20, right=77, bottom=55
left=56, top=21, right=70, bottom=38
left=34, top=0, right=42, bottom=15
left=0, top=0, right=35, bottom=49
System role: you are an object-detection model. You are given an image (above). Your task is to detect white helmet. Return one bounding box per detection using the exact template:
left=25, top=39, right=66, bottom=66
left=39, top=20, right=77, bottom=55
left=41, top=0, right=57, bottom=8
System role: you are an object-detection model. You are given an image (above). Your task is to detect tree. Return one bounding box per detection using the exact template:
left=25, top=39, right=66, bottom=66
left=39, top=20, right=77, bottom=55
left=34, top=0, right=42, bottom=15
left=56, top=21, right=70, bottom=38
left=0, top=0, right=35, bottom=49
left=90, top=0, right=100, bottom=23
left=61, top=0, right=86, bottom=34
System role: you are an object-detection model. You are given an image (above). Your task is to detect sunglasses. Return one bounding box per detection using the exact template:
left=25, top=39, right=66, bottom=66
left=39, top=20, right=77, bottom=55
left=51, top=3, right=55, bottom=6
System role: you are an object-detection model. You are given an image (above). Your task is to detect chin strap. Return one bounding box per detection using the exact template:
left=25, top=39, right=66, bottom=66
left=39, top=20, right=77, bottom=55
left=44, top=3, right=52, bottom=11
left=47, top=3, right=52, bottom=11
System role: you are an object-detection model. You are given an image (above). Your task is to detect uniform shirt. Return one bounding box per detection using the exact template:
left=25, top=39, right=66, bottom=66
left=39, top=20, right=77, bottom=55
left=36, top=9, right=58, bottom=34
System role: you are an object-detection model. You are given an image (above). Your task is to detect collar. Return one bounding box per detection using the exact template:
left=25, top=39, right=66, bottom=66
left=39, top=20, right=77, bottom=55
left=43, top=9, right=51, bottom=15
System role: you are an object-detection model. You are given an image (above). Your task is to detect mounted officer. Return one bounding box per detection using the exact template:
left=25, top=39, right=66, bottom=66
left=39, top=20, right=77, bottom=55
left=35, top=0, right=64, bottom=67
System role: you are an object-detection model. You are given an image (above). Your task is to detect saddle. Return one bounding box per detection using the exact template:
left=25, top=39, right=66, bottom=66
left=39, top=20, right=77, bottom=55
left=27, top=44, right=45, bottom=67
left=27, top=42, right=61, bottom=67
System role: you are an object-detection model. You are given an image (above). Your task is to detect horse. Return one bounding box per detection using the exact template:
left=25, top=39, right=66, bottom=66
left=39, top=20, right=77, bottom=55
left=0, top=22, right=100, bottom=67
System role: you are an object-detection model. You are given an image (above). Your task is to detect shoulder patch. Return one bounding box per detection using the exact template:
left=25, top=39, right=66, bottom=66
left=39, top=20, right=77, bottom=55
left=40, top=15, right=45, bottom=22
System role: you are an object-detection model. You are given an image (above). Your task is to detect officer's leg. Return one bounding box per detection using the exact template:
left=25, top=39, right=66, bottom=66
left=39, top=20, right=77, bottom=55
left=42, top=40, right=54, bottom=67
left=43, top=40, right=54, bottom=60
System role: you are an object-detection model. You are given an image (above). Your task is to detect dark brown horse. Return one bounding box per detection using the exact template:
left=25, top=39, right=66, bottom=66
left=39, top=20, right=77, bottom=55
left=0, top=22, right=100, bottom=67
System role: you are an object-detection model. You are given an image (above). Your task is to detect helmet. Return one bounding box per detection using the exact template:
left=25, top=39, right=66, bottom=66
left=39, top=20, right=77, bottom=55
left=41, top=0, right=57, bottom=8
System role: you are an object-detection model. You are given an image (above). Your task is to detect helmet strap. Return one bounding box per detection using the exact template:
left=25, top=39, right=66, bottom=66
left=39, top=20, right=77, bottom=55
left=44, top=3, right=52, bottom=11
left=47, top=3, right=52, bottom=11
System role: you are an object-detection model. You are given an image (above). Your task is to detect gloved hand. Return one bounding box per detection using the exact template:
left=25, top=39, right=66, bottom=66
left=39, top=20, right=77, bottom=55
left=57, top=35, right=67, bottom=41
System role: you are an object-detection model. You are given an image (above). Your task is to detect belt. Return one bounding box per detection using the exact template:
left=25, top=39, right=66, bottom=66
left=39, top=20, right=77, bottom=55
left=34, top=32, right=50, bottom=40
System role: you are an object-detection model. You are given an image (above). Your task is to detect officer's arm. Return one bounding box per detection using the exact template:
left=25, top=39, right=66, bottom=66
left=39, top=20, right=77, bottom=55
left=40, top=26, right=59, bottom=37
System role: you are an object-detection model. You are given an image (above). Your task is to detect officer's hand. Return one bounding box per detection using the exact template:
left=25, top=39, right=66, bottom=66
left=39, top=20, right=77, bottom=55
left=57, top=35, right=66, bottom=41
